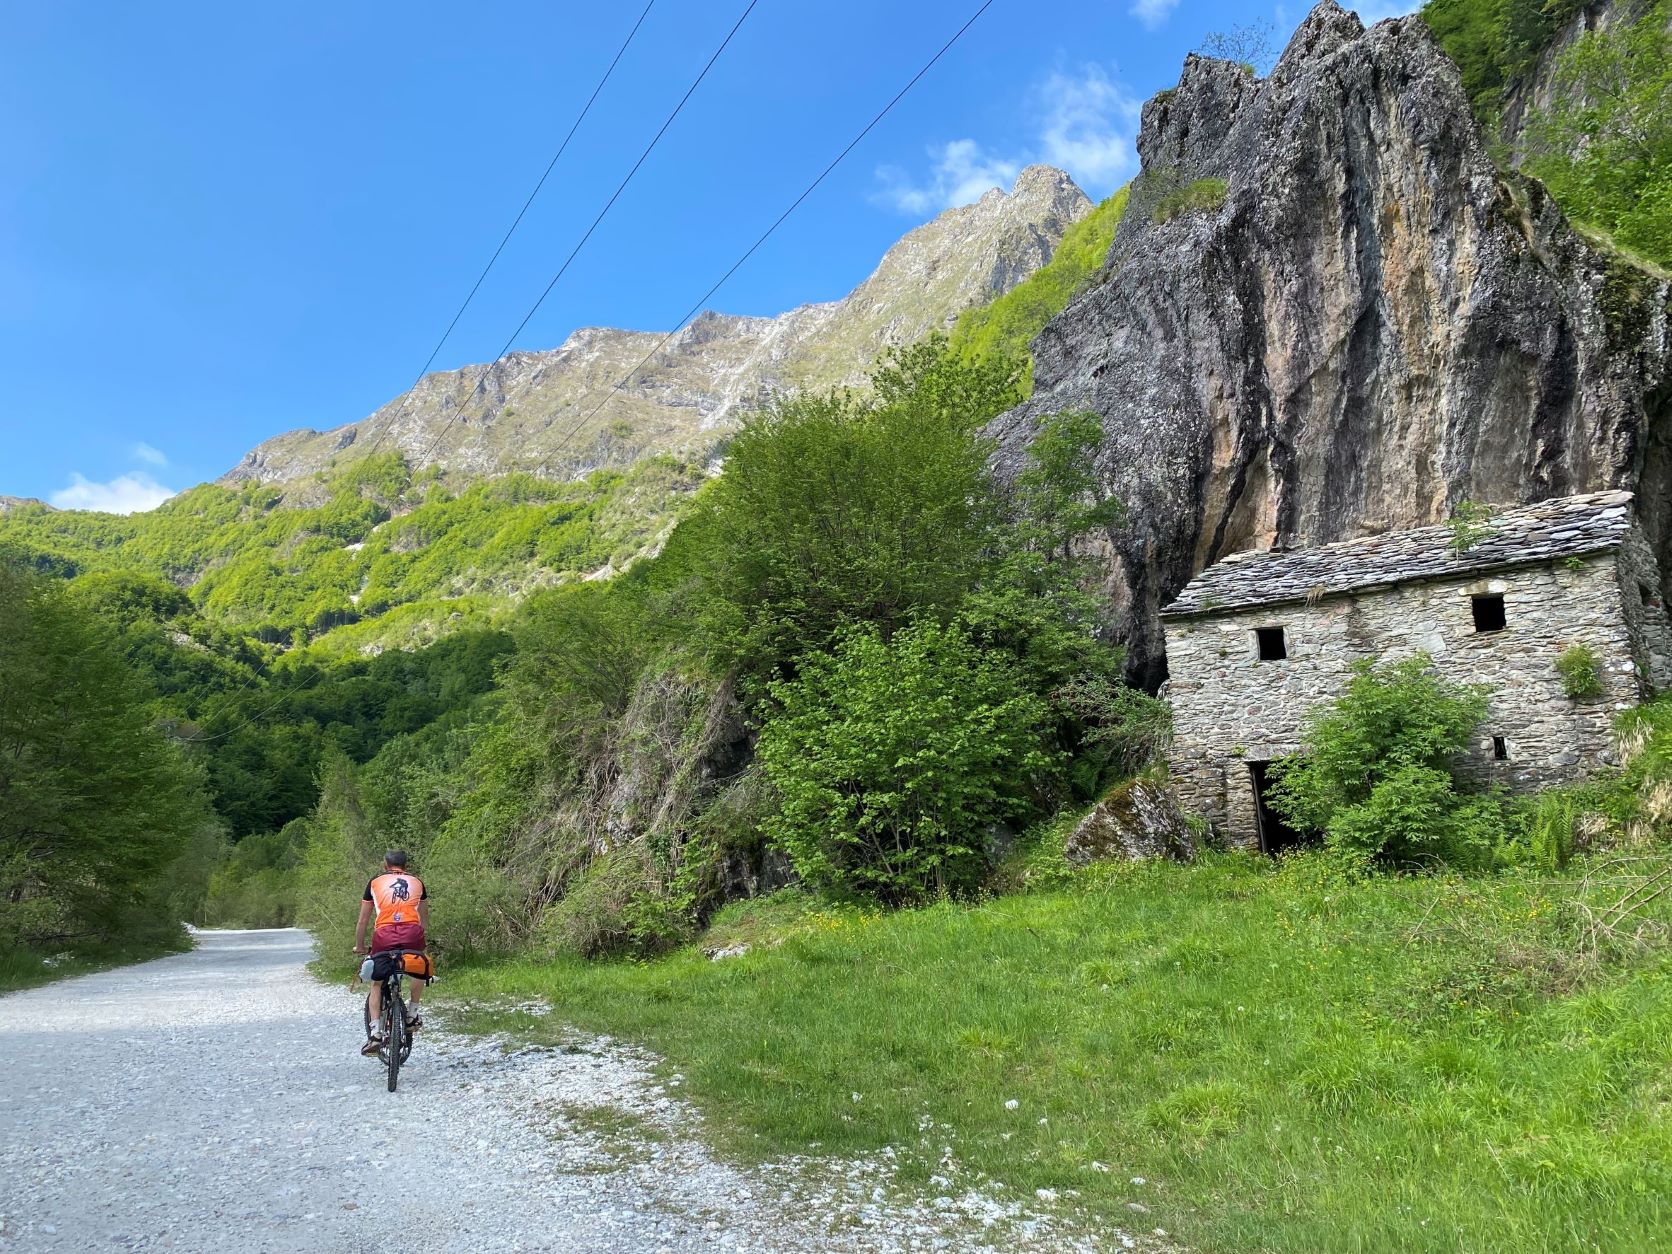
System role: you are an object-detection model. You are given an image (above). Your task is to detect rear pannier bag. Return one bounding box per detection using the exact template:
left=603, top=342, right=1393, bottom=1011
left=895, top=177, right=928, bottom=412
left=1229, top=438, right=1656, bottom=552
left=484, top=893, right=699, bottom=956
left=370, top=951, right=433, bottom=982
left=398, top=952, right=433, bottom=980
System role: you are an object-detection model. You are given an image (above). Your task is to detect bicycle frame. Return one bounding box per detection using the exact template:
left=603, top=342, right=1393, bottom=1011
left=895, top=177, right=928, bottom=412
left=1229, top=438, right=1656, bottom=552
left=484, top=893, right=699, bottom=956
left=375, top=973, right=413, bottom=1059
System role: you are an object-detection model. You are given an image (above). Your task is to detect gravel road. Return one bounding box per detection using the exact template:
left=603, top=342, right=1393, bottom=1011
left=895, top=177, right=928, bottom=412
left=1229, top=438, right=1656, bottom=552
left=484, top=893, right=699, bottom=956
left=0, top=930, right=1144, bottom=1253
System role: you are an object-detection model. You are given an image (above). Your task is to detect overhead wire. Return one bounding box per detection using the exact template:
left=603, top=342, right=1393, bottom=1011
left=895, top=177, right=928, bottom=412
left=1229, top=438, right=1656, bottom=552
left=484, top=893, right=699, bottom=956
left=353, top=0, right=658, bottom=466
left=403, top=0, right=762, bottom=474
left=512, top=0, right=1000, bottom=471
left=198, top=0, right=1000, bottom=742
left=191, top=2, right=669, bottom=744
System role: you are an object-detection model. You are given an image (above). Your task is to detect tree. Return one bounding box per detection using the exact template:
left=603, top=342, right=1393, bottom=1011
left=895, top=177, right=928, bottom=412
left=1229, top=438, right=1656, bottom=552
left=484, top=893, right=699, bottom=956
left=0, top=567, right=217, bottom=949
left=1525, top=1, right=1672, bottom=267
left=1198, top=19, right=1277, bottom=75
left=758, top=620, right=1058, bottom=902
left=677, top=337, right=1018, bottom=680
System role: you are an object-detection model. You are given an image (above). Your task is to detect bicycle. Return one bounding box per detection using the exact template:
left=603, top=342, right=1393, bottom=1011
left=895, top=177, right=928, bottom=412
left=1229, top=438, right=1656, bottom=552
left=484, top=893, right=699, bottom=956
left=361, top=949, right=425, bottom=1092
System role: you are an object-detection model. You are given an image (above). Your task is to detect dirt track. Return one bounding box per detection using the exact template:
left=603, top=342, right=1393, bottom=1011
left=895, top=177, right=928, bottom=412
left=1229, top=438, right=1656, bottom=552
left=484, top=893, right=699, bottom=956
left=0, top=929, right=826, bottom=1252
left=0, top=929, right=1129, bottom=1253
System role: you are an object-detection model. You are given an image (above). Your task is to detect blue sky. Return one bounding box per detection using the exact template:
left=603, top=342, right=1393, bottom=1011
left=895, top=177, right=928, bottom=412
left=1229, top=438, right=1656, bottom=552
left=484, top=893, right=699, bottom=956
left=1, top=0, right=1415, bottom=511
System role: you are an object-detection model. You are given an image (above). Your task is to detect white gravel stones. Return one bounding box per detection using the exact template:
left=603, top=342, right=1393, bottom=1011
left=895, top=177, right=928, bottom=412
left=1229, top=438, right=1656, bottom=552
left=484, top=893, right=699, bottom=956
left=0, top=929, right=1158, bottom=1252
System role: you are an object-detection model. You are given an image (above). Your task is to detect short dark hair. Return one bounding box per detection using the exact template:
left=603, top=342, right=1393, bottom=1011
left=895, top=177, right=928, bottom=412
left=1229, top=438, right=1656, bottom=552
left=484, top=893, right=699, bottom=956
left=383, top=849, right=409, bottom=869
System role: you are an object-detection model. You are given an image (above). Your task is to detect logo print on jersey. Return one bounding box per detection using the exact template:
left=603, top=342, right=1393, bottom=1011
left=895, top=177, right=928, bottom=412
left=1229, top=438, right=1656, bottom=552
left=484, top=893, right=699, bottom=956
left=390, top=878, right=411, bottom=902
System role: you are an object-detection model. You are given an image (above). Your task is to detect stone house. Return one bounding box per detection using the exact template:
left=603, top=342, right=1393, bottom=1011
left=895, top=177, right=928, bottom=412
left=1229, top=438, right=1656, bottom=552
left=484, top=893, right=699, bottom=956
left=1160, top=491, right=1672, bottom=852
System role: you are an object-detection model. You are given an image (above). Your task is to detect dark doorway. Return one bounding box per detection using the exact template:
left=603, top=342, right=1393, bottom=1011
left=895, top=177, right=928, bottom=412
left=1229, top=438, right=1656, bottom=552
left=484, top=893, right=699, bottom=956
left=1248, top=761, right=1308, bottom=856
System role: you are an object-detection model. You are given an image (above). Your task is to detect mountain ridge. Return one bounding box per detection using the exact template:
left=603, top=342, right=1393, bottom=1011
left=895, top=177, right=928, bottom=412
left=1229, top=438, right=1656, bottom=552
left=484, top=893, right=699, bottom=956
left=222, top=165, right=1090, bottom=493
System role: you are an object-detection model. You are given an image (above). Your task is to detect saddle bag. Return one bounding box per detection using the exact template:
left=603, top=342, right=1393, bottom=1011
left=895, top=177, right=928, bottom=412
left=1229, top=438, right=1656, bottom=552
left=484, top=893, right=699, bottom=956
left=397, top=952, right=434, bottom=980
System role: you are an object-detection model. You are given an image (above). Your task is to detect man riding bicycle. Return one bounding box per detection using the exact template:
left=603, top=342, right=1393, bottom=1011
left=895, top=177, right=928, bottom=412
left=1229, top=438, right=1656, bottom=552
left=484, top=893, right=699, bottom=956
left=354, top=849, right=429, bottom=1056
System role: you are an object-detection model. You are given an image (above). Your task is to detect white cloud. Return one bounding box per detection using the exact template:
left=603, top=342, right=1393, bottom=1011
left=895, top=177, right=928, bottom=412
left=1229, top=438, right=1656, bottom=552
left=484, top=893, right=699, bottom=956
left=1036, top=65, right=1142, bottom=190
left=876, top=139, right=1022, bottom=215
left=131, top=442, right=167, bottom=467
left=875, top=64, right=1140, bottom=213
left=1346, top=0, right=1422, bottom=21
left=50, top=471, right=176, bottom=514
left=1129, top=0, right=1180, bottom=30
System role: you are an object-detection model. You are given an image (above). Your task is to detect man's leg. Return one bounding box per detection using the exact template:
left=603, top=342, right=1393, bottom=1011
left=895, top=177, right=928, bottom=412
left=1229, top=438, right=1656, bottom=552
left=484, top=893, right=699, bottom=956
left=367, top=979, right=383, bottom=1034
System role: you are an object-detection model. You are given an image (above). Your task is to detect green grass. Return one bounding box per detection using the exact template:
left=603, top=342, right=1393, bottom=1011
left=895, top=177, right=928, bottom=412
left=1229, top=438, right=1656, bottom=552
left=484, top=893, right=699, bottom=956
left=0, top=931, right=191, bottom=994
left=1154, top=178, right=1229, bottom=224
left=442, top=855, right=1672, bottom=1251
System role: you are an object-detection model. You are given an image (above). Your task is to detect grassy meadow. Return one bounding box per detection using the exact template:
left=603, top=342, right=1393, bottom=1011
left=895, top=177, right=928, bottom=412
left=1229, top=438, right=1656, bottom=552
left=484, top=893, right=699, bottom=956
left=443, top=852, right=1672, bottom=1252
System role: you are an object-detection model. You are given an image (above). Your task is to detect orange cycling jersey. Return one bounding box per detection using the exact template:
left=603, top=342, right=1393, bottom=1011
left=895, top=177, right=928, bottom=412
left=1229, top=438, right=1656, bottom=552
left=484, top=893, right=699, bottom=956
left=365, top=872, right=427, bottom=931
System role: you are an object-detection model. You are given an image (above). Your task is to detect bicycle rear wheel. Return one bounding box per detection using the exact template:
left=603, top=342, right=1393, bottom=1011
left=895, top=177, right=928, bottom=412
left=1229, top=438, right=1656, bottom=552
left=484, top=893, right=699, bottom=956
left=386, top=988, right=406, bottom=1092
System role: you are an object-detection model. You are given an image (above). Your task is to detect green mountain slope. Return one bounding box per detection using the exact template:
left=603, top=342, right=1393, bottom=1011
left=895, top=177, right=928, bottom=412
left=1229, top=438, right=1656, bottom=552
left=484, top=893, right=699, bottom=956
left=0, top=453, right=701, bottom=654
left=1423, top=0, right=1671, bottom=268
left=949, top=186, right=1129, bottom=390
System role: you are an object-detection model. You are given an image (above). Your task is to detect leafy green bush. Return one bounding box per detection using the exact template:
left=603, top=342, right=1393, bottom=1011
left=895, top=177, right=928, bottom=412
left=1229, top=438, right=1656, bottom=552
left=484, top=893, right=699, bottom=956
left=199, top=823, right=302, bottom=926
left=1445, top=499, right=1497, bottom=555
left=1270, top=654, right=1507, bottom=870
left=1052, top=675, right=1174, bottom=781
left=676, top=337, right=1019, bottom=681
left=758, top=620, right=1059, bottom=902
left=1556, top=643, right=1605, bottom=699
left=1154, top=178, right=1229, bottom=224
left=1421, top=0, right=1588, bottom=118
left=537, top=844, right=688, bottom=958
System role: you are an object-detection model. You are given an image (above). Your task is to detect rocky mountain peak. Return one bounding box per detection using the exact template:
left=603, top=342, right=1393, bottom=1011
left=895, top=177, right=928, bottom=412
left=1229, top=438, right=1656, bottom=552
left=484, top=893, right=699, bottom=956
left=221, top=168, right=1091, bottom=492
left=992, top=0, right=1670, bottom=684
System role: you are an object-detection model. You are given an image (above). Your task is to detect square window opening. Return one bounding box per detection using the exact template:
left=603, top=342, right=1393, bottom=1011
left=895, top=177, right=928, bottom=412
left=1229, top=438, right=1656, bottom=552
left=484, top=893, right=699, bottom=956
left=1256, top=626, right=1287, bottom=661
left=1492, top=735, right=1508, bottom=761
left=1471, top=594, right=1506, bottom=633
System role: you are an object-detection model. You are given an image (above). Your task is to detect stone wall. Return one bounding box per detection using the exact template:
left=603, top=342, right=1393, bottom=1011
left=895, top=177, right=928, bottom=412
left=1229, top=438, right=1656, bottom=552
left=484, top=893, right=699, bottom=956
left=1616, top=532, right=1672, bottom=691
left=1163, top=547, right=1661, bottom=847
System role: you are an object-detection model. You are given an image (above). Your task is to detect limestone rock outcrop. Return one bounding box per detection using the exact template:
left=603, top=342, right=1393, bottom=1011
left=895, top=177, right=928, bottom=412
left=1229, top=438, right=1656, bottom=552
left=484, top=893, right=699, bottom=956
left=989, top=1, right=1671, bottom=685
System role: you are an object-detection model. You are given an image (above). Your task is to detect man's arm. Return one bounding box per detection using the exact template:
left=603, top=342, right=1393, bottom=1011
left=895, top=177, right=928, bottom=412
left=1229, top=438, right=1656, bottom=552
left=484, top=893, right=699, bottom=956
left=354, top=900, right=374, bottom=954
left=417, top=900, right=429, bottom=930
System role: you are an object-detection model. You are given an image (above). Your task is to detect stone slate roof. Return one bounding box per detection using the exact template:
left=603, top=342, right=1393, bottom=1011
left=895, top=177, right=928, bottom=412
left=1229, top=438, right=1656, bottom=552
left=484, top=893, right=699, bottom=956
left=1161, top=491, right=1636, bottom=619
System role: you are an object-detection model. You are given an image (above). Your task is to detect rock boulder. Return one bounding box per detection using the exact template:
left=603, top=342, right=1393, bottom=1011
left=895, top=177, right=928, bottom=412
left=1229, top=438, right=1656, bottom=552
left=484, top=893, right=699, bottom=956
left=1065, top=777, right=1196, bottom=865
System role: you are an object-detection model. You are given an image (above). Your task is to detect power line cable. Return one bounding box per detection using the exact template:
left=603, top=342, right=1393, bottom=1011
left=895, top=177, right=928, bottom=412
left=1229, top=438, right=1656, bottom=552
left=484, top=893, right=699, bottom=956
left=404, top=0, right=761, bottom=474
left=405, top=0, right=658, bottom=393
left=197, top=0, right=991, bottom=744
left=355, top=0, right=657, bottom=465
left=521, top=0, right=999, bottom=470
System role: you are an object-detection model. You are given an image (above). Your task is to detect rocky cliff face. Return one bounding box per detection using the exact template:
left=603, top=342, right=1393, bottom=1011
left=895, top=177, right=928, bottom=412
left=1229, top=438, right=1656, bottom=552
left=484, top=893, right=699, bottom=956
left=990, top=0, right=1671, bottom=685
left=223, top=166, right=1090, bottom=490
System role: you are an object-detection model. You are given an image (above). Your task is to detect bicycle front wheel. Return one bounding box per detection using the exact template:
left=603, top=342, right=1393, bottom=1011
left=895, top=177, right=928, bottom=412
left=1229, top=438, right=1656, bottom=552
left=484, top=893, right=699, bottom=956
left=386, top=990, right=406, bottom=1092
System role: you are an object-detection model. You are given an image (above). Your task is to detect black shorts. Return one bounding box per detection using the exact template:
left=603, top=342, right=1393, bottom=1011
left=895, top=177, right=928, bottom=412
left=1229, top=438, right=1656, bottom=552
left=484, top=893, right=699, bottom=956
left=369, top=951, right=428, bottom=982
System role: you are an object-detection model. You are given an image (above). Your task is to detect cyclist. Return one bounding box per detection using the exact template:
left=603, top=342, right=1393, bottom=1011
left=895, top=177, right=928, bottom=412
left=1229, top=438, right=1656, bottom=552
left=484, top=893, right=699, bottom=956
left=353, top=849, right=429, bottom=1056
